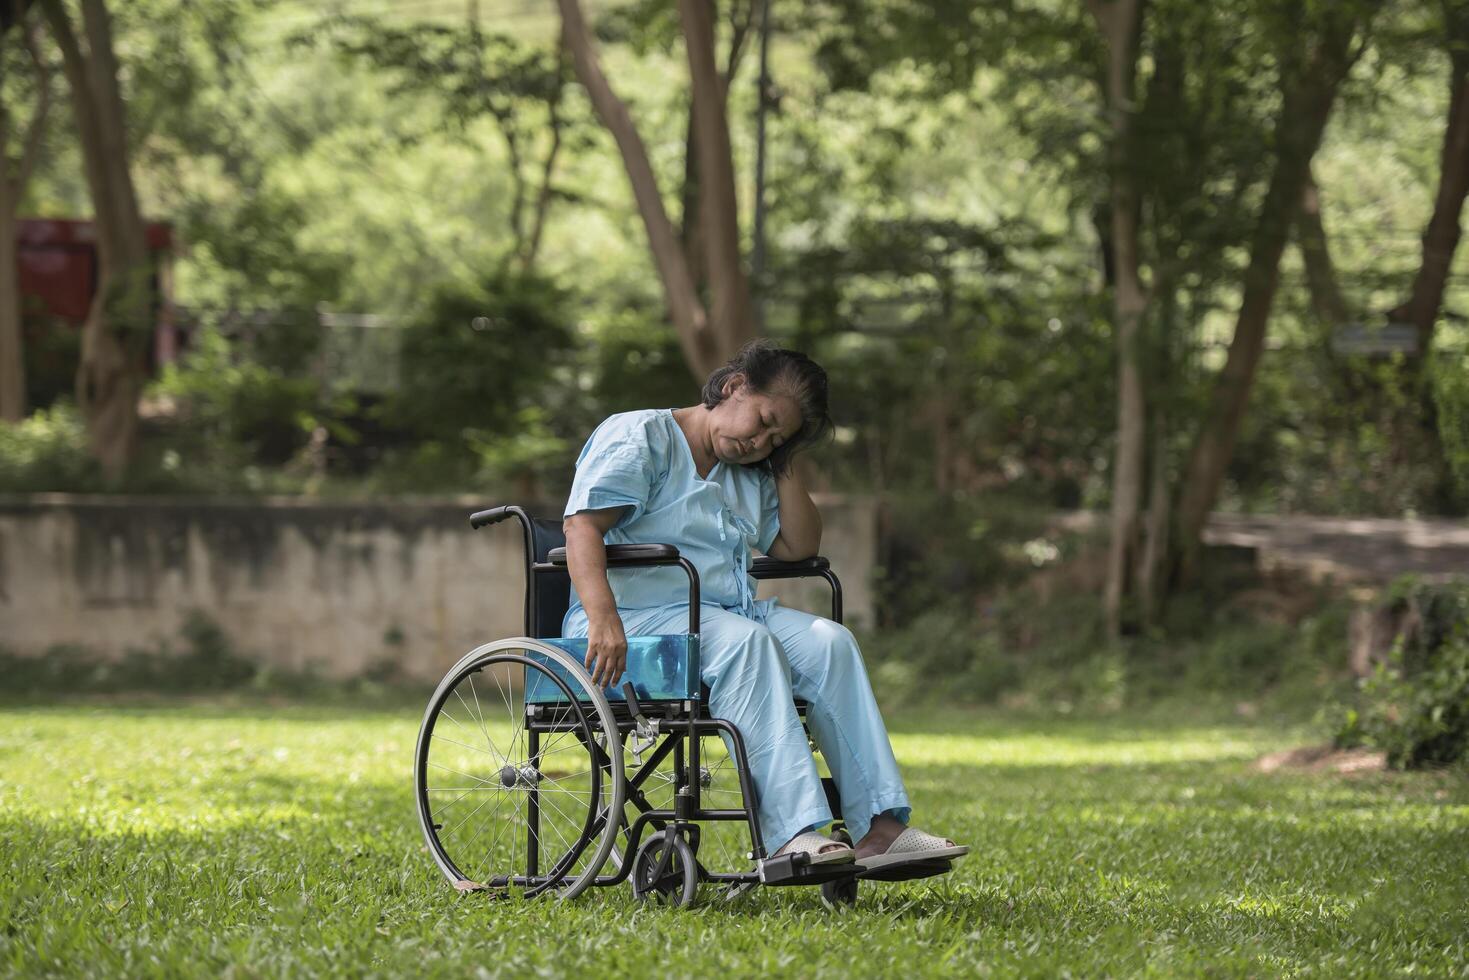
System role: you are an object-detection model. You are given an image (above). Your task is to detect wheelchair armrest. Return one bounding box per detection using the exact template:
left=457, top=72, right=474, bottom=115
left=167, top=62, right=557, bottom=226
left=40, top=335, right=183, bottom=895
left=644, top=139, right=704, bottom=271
left=546, top=543, right=681, bottom=566
left=542, top=543, right=702, bottom=632
left=748, top=555, right=830, bottom=579
left=748, top=555, right=843, bottom=624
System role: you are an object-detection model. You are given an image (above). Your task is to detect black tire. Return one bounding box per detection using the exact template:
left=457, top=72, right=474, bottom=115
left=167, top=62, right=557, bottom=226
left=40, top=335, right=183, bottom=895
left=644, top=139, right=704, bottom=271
left=821, top=876, right=859, bottom=908
left=631, top=831, right=699, bottom=908
left=415, top=638, right=624, bottom=900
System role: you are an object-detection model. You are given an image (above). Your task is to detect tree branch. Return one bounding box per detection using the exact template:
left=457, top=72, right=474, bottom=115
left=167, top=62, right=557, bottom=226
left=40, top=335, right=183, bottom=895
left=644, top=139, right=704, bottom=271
left=15, top=19, right=53, bottom=193
left=520, top=62, right=564, bottom=273
left=556, top=0, right=716, bottom=376
left=1295, top=166, right=1350, bottom=327
left=1387, top=2, right=1469, bottom=353
left=679, top=0, right=755, bottom=356
left=725, top=0, right=755, bottom=86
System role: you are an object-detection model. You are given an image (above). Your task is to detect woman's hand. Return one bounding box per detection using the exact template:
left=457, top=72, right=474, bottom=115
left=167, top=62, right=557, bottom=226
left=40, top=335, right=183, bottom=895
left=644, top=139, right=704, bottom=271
left=766, top=463, right=822, bottom=560
left=585, top=612, right=628, bottom=688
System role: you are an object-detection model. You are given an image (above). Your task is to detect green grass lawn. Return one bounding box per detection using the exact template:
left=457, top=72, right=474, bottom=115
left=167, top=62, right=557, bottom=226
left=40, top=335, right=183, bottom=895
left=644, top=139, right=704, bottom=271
left=1, top=701, right=1465, bottom=977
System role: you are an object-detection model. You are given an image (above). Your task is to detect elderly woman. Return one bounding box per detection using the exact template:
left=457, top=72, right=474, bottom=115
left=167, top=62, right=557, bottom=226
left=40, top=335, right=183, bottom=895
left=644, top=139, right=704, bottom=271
left=561, top=341, right=966, bottom=870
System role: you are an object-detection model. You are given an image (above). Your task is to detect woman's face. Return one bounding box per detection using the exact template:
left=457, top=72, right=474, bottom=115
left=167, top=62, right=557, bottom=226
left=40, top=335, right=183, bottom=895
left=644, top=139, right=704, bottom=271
left=709, top=376, right=803, bottom=466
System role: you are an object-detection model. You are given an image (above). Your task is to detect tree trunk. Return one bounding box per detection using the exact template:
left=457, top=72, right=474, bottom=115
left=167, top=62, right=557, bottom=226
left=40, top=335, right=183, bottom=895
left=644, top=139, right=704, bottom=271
left=1173, top=14, right=1373, bottom=567
left=41, top=0, right=149, bottom=477
left=1, top=12, right=52, bottom=423
left=678, top=2, right=748, bottom=304
left=0, top=211, right=22, bottom=421
left=679, top=99, right=706, bottom=297
left=1296, top=168, right=1351, bottom=328
left=2, top=1, right=36, bottom=33
left=1387, top=21, right=1469, bottom=355
left=557, top=0, right=722, bottom=378
left=519, top=79, right=564, bottom=275
left=1087, top=0, right=1148, bottom=638
left=678, top=0, right=756, bottom=358
left=1135, top=399, right=1170, bottom=625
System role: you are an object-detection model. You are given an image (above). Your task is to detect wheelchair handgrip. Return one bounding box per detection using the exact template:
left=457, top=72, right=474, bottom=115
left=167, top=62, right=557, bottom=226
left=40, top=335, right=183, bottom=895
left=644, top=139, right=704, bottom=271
left=469, top=506, right=513, bottom=529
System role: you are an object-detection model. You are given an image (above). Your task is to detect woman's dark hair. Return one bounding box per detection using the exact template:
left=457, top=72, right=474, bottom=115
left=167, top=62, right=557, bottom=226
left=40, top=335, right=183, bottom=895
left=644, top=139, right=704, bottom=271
left=701, top=340, right=833, bottom=477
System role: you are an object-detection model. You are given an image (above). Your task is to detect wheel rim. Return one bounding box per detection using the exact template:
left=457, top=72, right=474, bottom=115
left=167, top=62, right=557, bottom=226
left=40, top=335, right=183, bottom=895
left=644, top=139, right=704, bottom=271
left=635, top=834, right=696, bottom=906
left=415, top=638, right=624, bottom=900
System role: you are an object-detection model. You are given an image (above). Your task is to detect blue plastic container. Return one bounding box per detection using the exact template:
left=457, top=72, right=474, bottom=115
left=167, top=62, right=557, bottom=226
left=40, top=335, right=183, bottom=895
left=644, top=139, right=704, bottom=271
left=525, top=635, right=701, bottom=703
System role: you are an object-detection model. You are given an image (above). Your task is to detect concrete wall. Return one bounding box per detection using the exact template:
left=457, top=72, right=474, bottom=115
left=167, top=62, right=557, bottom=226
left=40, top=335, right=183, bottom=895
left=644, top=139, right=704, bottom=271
left=0, top=494, right=876, bottom=682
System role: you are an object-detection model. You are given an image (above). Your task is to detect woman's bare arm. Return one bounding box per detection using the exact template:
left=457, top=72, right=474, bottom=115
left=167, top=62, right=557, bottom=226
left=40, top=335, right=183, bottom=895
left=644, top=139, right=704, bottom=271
left=766, top=466, right=822, bottom=560
left=564, top=508, right=628, bottom=686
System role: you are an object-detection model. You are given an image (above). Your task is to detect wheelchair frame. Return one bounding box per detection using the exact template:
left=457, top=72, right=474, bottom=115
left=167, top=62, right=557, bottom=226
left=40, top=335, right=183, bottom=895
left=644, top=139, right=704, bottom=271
left=414, top=504, right=946, bottom=905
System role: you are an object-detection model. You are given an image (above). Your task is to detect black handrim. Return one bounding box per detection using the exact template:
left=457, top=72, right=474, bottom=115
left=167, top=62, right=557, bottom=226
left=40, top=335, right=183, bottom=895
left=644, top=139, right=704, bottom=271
left=416, top=651, right=603, bottom=897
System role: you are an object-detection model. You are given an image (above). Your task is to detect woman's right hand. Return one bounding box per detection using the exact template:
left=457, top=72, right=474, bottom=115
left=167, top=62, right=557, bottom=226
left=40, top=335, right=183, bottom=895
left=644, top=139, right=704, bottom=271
left=585, top=613, right=628, bottom=689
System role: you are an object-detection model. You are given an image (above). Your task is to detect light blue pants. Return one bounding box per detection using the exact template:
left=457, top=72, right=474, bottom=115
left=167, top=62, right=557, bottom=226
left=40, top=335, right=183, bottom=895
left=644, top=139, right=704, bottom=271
left=567, top=601, right=910, bottom=852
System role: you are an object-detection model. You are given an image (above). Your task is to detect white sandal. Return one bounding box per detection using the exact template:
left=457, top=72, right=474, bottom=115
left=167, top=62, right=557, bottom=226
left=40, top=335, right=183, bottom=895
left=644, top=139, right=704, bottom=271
left=856, top=827, right=968, bottom=870
left=772, top=831, right=855, bottom=865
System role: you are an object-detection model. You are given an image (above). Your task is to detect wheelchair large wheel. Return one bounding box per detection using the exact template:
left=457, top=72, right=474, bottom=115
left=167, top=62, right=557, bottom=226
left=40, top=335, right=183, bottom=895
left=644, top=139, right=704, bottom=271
left=415, top=638, right=624, bottom=900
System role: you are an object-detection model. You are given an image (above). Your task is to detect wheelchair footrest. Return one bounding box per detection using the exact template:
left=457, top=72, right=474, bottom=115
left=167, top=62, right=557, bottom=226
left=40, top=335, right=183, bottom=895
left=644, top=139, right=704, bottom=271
left=857, top=858, right=954, bottom=883
left=757, top=853, right=860, bottom=887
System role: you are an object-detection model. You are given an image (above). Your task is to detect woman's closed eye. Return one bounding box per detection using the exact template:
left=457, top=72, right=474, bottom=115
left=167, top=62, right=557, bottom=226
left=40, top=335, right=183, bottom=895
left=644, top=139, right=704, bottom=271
left=761, top=415, right=785, bottom=448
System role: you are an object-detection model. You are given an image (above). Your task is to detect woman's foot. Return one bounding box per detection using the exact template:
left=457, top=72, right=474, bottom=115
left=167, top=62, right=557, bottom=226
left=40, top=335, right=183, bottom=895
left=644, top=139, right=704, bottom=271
left=773, top=831, right=855, bottom=865
left=853, top=814, right=913, bottom=860
left=855, top=815, right=966, bottom=867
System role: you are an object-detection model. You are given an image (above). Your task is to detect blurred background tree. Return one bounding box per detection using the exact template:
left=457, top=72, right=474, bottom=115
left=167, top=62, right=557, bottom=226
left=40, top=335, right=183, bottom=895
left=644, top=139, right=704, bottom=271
left=1, top=0, right=1465, bottom=644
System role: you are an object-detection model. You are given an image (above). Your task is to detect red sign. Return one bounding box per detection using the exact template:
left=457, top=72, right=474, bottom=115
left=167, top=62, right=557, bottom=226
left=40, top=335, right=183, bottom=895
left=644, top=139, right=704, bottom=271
left=16, top=218, right=173, bottom=322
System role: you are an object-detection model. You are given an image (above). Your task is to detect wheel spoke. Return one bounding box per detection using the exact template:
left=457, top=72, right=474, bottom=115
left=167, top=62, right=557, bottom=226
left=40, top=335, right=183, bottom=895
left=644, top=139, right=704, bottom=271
left=432, top=731, right=508, bottom=761
left=488, top=665, right=525, bottom=774
left=437, top=785, right=502, bottom=840
left=427, top=760, right=499, bottom=786
left=458, top=676, right=494, bottom=757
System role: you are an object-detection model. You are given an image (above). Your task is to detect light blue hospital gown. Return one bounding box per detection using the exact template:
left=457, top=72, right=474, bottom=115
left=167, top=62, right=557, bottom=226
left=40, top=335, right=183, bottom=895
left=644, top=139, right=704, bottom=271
left=561, top=408, right=910, bottom=850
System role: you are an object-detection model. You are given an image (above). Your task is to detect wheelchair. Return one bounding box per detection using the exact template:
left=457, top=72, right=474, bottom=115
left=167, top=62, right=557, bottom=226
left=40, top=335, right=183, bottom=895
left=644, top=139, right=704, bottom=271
left=413, top=505, right=952, bottom=906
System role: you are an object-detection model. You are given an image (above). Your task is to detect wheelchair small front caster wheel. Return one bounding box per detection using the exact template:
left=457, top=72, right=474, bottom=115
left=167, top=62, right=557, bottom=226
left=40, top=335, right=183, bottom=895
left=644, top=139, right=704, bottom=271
left=631, top=831, right=699, bottom=908
left=821, top=876, right=859, bottom=908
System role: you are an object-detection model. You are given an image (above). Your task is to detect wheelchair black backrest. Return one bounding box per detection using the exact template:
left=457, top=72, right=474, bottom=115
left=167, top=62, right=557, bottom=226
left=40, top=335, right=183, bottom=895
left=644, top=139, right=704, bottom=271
left=523, top=516, right=570, bottom=639
left=470, top=505, right=573, bottom=638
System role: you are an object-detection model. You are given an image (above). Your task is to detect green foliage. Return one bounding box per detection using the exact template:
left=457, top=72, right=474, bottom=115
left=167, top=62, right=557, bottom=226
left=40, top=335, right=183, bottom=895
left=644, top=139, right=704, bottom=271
left=862, top=506, right=1350, bottom=716
left=0, top=404, right=95, bottom=492
left=389, top=272, right=574, bottom=482
left=296, top=12, right=581, bottom=272
left=587, top=306, right=692, bottom=417
left=305, top=15, right=565, bottom=127
left=151, top=327, right=327, bottom=468
left=7, top=0, right=1463, bottom=526
left=776, top=216, right=1114, bottom=505
left=20, top=314, right=83, bottom=414
left=1430, top=350, right=1469, bottom=494
left=1337, top=577, right=1469, bottom=768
